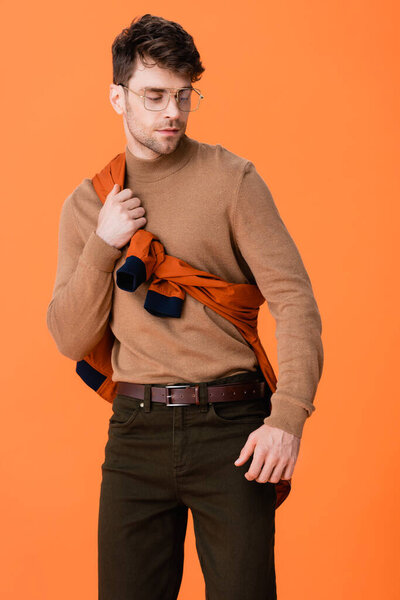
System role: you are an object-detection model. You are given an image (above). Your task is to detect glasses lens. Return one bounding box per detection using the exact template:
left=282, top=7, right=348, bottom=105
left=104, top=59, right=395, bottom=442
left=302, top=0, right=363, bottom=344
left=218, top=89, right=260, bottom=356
left=178, top=89, right=197, bottom=112
left=144, top=88, right=200, bottom=111
left=144, top=89, right=169, bottom=111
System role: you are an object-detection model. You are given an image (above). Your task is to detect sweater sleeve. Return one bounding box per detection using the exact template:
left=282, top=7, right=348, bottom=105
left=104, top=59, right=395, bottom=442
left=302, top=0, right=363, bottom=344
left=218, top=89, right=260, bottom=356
left=232, top=161, right=324, bottom=438
left=46, top=191, right=122, bottom=361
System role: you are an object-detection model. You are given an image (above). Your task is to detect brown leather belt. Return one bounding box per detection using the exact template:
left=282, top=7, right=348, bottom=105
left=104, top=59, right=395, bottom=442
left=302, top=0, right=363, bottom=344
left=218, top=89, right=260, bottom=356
left=117, top=380, right=268, bottom=407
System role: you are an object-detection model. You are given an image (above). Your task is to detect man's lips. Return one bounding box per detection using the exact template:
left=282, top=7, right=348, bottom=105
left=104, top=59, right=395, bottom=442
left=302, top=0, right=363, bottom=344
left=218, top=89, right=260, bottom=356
left=157, top=128, right=179, bottom=133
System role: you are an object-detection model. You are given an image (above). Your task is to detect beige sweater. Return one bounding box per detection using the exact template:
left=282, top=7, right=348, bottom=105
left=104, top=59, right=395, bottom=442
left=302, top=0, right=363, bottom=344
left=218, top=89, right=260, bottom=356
left=46, top=134, right=324, bottom=438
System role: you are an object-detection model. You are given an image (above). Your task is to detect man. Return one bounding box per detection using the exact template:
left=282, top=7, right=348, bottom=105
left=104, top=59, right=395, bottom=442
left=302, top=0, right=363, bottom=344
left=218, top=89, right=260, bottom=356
left=46, top=13, right=324, bottom=600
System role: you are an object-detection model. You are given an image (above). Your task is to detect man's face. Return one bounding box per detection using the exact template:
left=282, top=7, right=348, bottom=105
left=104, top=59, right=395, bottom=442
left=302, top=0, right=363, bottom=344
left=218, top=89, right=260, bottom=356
left=110, top=54, right=193, bottom=159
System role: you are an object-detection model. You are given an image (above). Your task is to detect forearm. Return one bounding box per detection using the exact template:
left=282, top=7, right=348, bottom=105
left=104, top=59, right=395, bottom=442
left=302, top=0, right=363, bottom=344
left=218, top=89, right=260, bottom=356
left=233, top=161, right=324, bottom=438
left=47, top=199, right=122, bottom=359
left=262, top=287, right=324, bottom=437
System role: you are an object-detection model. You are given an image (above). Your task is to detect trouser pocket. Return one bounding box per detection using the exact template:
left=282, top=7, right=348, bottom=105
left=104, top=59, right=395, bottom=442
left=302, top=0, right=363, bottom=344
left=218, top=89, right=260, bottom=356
left=109, top=394, right=142, bottom=429
left=210, top=395, right=271, bottom=425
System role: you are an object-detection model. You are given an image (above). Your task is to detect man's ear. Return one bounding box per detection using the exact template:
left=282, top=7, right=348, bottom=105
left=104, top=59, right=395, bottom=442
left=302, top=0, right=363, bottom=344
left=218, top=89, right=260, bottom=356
left=109, top=84, right=125, bottom=115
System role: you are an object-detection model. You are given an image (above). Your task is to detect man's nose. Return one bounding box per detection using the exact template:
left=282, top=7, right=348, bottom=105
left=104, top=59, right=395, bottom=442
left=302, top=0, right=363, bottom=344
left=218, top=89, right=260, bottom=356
left=162, top=93, right=182, bottom=118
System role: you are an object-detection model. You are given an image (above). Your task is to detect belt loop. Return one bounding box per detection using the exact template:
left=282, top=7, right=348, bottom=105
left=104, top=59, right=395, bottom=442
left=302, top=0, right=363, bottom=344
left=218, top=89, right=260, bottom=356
left=144, top=384, right=151, bottom=413
left=198, top=382, right=208, bottom=413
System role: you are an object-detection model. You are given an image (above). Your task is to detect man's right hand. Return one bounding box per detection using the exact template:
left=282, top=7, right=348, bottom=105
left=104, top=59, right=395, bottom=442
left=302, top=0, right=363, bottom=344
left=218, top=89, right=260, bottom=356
left=95, top=183, right=147, bottom=249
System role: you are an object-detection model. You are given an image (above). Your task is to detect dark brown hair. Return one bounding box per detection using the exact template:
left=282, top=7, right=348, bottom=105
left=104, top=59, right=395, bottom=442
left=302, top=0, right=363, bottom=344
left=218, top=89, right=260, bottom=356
left=112, top=14, right=205, bottom=87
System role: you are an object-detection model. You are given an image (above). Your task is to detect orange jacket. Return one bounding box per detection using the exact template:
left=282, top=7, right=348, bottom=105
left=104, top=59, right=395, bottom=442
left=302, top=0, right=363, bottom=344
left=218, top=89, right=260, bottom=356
left=75, top=150, right=291, bottom=508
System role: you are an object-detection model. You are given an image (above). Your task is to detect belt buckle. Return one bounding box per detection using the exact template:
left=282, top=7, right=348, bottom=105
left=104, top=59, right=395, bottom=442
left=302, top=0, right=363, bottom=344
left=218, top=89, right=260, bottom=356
left=165, top=384, right=191, bottom=406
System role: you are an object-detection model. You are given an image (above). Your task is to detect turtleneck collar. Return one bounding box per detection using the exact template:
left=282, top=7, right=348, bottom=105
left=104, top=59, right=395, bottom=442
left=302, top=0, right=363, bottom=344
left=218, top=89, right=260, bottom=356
left=124, top=133, right=197, bottom=184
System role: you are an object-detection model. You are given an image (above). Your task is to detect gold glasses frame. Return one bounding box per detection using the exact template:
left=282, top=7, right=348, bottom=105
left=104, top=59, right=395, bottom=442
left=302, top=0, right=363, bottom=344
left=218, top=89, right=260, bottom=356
left=117, top=83, right=204, bottom=112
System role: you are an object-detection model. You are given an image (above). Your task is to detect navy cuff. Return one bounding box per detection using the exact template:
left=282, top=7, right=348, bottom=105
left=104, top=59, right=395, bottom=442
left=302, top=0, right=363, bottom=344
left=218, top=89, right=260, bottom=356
left=116, top=256, right=147, bottom=291
left=144, top=289, right=183, bottom=317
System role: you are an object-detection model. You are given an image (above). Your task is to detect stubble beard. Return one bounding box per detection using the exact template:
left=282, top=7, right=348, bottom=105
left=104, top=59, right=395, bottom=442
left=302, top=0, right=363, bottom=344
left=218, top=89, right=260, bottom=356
left=125, top=106, right=183, bottom=156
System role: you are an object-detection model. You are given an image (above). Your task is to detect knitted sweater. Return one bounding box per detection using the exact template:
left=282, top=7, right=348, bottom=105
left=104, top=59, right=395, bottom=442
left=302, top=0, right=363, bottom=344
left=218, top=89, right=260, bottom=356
left=46, top=134, right=324, bottom=438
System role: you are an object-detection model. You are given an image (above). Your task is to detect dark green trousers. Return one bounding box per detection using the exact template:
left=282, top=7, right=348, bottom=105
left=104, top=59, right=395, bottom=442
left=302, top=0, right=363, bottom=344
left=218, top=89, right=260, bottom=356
left=98, top=370, right=277, bottom=600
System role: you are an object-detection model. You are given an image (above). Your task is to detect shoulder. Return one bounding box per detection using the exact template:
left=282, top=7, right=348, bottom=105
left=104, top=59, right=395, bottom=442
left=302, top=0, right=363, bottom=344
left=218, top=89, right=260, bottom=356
left=67, top=176, right=101, bottom=209
left=70, top=176, right=101, bottom=216
left=60, top=177, right=102, bottom=240
left=191, top=137, right=251, bottom=180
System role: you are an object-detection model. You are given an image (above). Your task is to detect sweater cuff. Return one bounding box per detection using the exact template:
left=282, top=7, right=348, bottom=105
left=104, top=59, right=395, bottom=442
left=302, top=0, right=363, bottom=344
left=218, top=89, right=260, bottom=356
left=79, top=230, right=123, bottom=272
left=263, top=396, right=310, bottom=438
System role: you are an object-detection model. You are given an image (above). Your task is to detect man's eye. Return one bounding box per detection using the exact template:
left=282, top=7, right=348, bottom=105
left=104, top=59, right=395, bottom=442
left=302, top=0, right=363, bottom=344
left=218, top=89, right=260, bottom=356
left=148, top=95, right=163, bottom=101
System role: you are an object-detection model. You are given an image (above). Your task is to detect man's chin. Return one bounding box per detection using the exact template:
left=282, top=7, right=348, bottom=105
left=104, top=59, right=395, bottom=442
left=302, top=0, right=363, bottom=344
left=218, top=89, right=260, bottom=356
left=154, top=132, right=182, bottom=151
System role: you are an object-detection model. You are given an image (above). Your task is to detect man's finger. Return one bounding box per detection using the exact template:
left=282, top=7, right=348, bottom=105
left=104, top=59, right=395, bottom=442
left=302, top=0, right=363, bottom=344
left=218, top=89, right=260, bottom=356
left=234, top=435, right=256, bottom=466
left=256, top=458, right=282, bottom=484
left=244, top=447, right=266, bottom=480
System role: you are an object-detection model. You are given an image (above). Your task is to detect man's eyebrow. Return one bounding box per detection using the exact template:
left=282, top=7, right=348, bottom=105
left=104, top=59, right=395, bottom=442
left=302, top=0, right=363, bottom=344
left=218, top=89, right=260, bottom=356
left=144, top=86, right=193, bottom=91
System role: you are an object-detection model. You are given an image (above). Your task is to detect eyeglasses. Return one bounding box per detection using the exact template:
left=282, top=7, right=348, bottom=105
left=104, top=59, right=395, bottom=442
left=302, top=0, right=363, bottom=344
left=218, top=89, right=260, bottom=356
left=117, top=84, right=204, bottom=112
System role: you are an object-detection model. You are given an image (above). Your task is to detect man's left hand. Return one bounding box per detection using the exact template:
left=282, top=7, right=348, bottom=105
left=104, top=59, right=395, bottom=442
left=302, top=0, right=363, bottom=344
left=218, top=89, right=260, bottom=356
left=234, top=424, right=301, bottom=483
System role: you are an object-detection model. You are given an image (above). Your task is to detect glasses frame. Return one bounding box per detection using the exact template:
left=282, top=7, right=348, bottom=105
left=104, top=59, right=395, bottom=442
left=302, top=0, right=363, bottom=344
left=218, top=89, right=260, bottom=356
left=117, top=83, right=204, bottom=112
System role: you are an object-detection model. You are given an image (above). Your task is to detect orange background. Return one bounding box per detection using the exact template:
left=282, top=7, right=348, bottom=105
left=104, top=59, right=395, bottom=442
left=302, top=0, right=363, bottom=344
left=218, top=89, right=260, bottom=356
left=1, top=1, right=399, bottom=598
